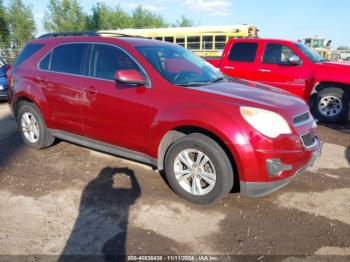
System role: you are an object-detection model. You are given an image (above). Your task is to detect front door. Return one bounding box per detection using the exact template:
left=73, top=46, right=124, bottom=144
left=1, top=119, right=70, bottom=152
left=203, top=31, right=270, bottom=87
left=255, top=43, right=312, bottom=97
left=81, top=43, right=151, bottom=154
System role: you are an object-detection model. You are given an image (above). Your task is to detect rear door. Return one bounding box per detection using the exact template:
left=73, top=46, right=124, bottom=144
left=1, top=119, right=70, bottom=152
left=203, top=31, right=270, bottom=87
left=38, top=43, right=89, bottom=135
left=255, top=43, right=313, bottom=97
left=220, top=41, right=260, bottom=81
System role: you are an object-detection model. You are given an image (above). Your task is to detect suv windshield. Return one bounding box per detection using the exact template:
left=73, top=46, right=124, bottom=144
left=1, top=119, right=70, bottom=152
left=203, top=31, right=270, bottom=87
left=295, top=43, right=326, bottom=63
left=136, top=45, right=223, bottom=86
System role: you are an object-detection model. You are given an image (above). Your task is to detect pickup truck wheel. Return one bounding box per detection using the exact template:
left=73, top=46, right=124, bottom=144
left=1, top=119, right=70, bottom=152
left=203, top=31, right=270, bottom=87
left=164, top=133, right=234, bottom=204
left=312, top=87, right=349, bottom=123
left=17, top=102, right=55, bottom=149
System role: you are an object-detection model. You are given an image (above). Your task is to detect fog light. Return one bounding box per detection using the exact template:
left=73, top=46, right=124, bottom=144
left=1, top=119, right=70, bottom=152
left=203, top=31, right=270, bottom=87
left=266, top=159, right=292, bottom=177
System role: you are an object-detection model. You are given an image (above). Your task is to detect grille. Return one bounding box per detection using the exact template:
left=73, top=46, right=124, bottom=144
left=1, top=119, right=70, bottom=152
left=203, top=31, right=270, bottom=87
left=293, top=112, right=310, bottom=126
left=300, top=132, right=316, bottom=148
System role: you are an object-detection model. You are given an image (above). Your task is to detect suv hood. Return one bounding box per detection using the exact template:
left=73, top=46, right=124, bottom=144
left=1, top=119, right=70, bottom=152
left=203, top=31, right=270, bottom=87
left=195, top=78, right=308, bottom=116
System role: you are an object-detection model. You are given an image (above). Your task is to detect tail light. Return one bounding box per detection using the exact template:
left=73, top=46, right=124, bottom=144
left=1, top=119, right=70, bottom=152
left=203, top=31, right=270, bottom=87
left=6, top=68, right=13, bottom=89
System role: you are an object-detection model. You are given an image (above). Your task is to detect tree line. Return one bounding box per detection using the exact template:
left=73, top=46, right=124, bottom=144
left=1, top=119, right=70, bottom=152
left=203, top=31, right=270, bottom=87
left=0, top=0, right=194, bottom=49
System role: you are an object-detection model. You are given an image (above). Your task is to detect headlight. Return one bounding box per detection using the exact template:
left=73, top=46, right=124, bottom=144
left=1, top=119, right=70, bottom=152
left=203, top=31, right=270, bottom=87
left=240, top=107, right=292, bottom=138
left=0, top=85, right=4, bottom=90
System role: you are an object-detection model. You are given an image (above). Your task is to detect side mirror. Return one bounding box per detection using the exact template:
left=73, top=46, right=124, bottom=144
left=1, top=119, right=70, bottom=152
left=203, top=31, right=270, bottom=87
left=114, top=70, right=146, bottom=86
left=288, top=55, right=301, bottom=66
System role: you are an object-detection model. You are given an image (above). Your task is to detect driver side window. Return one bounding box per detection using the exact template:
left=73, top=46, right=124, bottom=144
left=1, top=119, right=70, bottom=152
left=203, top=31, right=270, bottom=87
left=263, top=43, right=299, bottom=65
left=90, top=44, right=142, bottom=81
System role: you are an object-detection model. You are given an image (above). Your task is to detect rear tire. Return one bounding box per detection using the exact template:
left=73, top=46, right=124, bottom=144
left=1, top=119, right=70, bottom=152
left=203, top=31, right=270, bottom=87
left=17, top=102, right=55, bottom=149
left=312, top=87, right=349, bottom=123
left=164, top=133, right=234, bottom=204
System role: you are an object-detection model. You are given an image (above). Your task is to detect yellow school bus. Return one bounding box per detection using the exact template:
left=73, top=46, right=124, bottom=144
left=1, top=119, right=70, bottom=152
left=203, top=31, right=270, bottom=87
left=99, top=25, right=259, bottom=58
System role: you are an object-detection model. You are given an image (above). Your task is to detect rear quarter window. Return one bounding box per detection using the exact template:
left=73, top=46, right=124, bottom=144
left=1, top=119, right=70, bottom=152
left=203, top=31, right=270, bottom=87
left=14, top=44, right=44, bottom=67
left=39, top=52, right=52, bottom=70
left=228, top=42, right=258, bottom=62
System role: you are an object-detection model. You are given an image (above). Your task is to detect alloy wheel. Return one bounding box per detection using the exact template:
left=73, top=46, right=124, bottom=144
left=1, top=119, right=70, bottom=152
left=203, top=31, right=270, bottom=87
left=21, top=112, right=40, bottom=144
left=173, top=149, right=216, bottom=196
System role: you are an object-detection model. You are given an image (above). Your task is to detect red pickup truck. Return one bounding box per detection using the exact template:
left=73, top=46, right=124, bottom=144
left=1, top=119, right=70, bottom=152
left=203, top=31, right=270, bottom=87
left=207, top=38, right=350, bottom=123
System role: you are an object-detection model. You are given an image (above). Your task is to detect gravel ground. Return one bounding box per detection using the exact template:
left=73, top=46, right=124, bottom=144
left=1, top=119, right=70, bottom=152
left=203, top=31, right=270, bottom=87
left=0, top=101, right=349, bottom=260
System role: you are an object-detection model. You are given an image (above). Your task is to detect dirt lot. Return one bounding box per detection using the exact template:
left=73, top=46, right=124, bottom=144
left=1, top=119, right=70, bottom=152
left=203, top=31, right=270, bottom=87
left=0, top=101, right=350, bottom=260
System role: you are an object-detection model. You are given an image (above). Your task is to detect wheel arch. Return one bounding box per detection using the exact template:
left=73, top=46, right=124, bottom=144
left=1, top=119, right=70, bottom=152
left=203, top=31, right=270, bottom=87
left=157, top=125, right=240, bottom=191
left=12, top=96, right=35, bottom=117
left=11, top=80, right=51, bottom=126
left=309, top=81, right=350, bottom=105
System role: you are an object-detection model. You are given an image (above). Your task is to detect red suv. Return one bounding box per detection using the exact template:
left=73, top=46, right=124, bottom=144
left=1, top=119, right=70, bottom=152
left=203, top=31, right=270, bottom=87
left=8, top=32, right=321, bottom=204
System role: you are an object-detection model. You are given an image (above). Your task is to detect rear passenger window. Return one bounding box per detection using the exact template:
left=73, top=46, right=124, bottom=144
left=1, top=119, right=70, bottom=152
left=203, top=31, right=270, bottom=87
left=14, top=44, right=44, bottom=67
left=90, top=44, right=142, bottom=81
left=50, top=44, right=89, bottom=75
left=228, top=42, right=258, bottom=62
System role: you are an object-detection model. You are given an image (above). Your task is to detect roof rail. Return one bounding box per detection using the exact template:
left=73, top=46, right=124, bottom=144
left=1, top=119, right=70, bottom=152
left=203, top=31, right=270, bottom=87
left=38, top=31, right=99, bottom=39
left=98, top=31, right=146, bottom=38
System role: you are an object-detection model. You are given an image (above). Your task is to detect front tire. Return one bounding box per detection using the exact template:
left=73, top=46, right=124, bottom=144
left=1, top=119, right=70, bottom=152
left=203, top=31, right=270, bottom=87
left=164, top=133, right=234, bottom=204
left=312, top=87, right=349, bottom=123
left=17, top=102, right=55, bottom=149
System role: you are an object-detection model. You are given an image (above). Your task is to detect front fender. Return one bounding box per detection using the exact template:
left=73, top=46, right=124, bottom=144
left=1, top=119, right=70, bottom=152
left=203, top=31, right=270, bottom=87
left=148, top=102, right=258, bottom=182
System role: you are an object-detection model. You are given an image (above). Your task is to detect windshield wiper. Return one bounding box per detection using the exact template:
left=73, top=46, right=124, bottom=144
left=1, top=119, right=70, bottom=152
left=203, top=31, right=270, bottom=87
left=176, top=81, right=210, bottom=87
left=176, top=77, right=225, bottom=87
left=208, top=76, right=225, bottom=84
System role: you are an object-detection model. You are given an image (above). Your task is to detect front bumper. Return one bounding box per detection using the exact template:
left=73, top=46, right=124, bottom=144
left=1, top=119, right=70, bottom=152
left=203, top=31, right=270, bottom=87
left=240, top=142, right=322, bottom=197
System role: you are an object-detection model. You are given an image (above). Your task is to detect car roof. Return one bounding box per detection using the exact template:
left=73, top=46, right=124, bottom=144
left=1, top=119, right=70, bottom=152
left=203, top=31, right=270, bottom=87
left=229, top=38, right=299, bottom=45
left=29, top=35, right=173, bottom=47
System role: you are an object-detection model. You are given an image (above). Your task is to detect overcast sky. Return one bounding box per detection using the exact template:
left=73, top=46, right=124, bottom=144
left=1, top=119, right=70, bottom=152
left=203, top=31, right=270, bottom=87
left=15, top=0, right=350, bottom=47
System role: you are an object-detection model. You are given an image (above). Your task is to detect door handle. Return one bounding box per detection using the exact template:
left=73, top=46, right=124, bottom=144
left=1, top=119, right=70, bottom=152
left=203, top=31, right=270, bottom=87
left=258, top=69, right=271, bottom=73
left=87, top=86, right=97, bottom=95
left=223, top=66, right=235, bottom=70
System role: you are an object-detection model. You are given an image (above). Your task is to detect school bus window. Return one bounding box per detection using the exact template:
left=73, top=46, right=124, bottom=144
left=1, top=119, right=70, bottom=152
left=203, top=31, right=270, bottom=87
left=164, top=36, right=174, bottom=43
left=215, top=35, right=226, bottom=50
left=176, top=37, right=185, bottom=47
left=187, top=36, right=200, bottom=50
left=203, top=36, right=213, bottom=50
left=229, top=36, right=241, bottom=40
left=99, top=25, right=259, bottom=57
